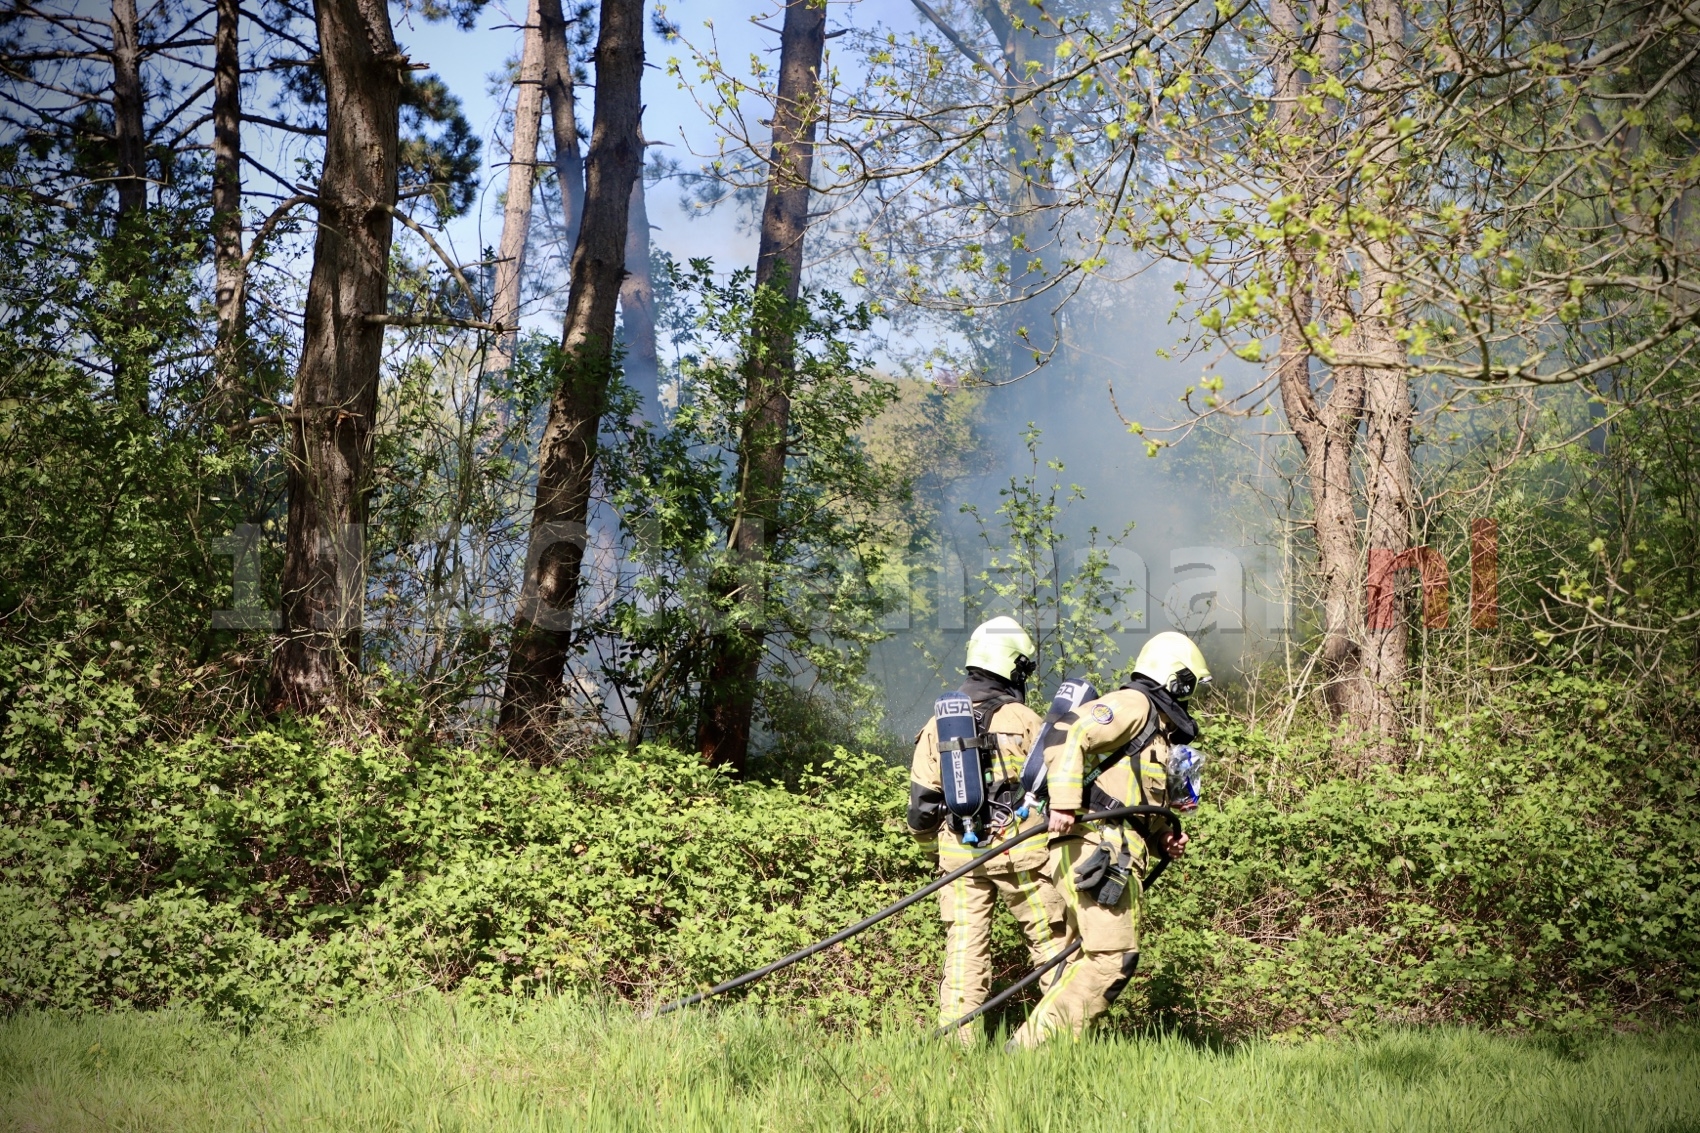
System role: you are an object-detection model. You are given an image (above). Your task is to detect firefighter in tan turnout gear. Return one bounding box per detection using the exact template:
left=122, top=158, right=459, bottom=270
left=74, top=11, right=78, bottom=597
left=908, top=617, right=1068, bottom=1042
left=1010, top=631, right=1209, bottom=1048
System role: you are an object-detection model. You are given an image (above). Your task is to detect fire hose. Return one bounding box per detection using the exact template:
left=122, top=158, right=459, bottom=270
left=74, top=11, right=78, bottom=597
left=929, top=855, right=1172, bottom=1037
left=656, top=805, right=1179, bottom=1017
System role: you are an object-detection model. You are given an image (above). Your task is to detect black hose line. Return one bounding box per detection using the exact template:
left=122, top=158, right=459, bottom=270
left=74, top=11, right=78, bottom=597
left=656, top=805, right=1179, bottom=1016
left=930, top=854, right=1173, bottom=1038
left=933, top=939, right=1082, bottom=1038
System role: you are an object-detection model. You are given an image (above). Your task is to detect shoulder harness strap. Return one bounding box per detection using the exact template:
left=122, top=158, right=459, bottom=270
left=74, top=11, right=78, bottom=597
left=970, top=691, right=1016, bottom=750
left=1082, top=690, right=1163, bottom=809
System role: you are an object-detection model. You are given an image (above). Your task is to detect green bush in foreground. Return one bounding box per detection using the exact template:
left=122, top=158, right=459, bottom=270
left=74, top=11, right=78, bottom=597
left=1, top=651, right=1697, bottom=1036
left=1142, top=673, right=1700, bottom=1036
left=0, top=654, right=935, bottom=1024
left=2, top=1000, right=1698, bottom=1132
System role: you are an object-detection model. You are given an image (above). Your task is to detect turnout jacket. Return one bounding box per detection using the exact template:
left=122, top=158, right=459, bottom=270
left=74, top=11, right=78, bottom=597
left=1045, top=687, right=1180, bottom=864
left=909, top=698, right=1046, bottom=871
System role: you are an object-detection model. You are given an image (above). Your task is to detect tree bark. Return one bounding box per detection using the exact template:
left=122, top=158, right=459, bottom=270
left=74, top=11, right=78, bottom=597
left=1269, top=0, right=1370, bottom=728
left=1356, top=290, right=1412, bottom=753
left=109, top=0, right=150, bottom=412
left=619, top=134, right=660, bottom=418
left=970, top=0, right=1056, bottom=378
left=694, top=0, right=828, bottom=774
left=1309, top=267, right=1372, bottom=726
left=267, top=0, right=404, bottom=713
left=210, top=0, right=246, bottom=421
left=110, top=0, right=146, bottom=218
left=488, top=0, right=548, bottom=374
left=539, top=0, right=587, bottom=255
left=1352, top=0, right=1414, bottom=756
left=499, top=0, right=645, bottom=752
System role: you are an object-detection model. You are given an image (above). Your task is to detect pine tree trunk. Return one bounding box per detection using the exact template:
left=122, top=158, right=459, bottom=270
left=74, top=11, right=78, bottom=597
left=499, top=0, right=645, bottom=753
left=488, top=0, right=548, bottom=374
left=695, top=0, right=828, bottom=773
left=619, top=137, right=660, bottom=418
left=110, top=0, right=146, bottom=218
left=539, top=0, right=586, bottom=254
left=210, top=0, right=246, bottom=421
left=267, top=0, right=404, bottom=713
left=109, top=0, right=149, bottom=412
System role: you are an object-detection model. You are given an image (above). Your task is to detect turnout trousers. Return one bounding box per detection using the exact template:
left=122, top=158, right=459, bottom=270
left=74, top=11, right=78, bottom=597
left=1009, top=831, right=1142, bottom=1049
left=937, top=852, right=1066, bottom=1043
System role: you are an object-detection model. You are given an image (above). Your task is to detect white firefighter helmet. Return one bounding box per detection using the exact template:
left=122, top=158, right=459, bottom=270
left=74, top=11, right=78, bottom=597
left=964, top=616, right=1037, bottom=681
left=1132, top=631, right=1212, bottom=700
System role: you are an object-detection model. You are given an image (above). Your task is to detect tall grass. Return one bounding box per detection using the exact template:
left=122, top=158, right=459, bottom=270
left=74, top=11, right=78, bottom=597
left=2, top=998, right=1696, bottom=1131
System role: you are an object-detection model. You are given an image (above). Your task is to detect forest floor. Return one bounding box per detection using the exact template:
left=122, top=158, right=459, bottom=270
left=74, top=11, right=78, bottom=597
left=2, top=999, right=1697, bottom=1132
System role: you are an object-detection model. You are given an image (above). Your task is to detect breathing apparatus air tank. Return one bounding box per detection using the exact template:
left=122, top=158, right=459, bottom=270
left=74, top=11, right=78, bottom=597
left=1016, top=677, right=1099, bottom=818
left=934, top=691, right=987, bottom=844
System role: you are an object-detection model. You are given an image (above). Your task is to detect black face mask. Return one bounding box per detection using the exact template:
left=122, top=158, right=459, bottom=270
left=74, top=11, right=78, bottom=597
left=1123, top=674, right=1200, bottom=745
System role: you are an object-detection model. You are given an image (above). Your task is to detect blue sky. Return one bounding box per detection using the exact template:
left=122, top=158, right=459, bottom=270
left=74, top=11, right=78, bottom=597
left=393, top=0, right=924, bottom=300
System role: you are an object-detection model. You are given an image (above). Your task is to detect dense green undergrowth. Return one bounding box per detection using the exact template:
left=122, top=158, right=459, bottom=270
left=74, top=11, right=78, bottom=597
left=0, top=654, right=935, bottom=1026
left=3, top=1000, right=1698, bottom=1132
left=2, top=651, right=1697, bottom=1038
left=1143, top=674, right=1700, bottom=1036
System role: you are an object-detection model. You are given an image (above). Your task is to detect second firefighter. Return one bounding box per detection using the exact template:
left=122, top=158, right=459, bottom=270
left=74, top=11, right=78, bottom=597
left=1010, top=630, right=1209, bottom=1048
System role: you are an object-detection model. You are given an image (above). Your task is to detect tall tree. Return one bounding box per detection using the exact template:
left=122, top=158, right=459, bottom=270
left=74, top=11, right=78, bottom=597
left=209, top=0, right=245, bottom=420
left=904, top=0, right=1058, bottom=381
left=267, top=0, right=405, bottom=712
left=488, top=0, right=548, bottom=374
left=695, top=0, right=828, bottom=772
left=499, top=0, right=645, bottom=750
left=108, top=0, right=150, bottom=411
left=1352, top=0, right=1416, bottom=753
left=619, top=132, right=660, bottom=416
left=109, top=0, right=146, bottom=219
left=1144, top=0, right=1700, bottom=748
left=1267, top=0, right=1369, bottom=727
left=974, top=0, right=1056, bottom=379
left=539, top=0, right=587, bottom=254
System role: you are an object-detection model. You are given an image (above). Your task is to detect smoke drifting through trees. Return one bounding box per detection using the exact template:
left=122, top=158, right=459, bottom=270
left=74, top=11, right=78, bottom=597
left=4, top=0, right=1697, bottom=765
left=3, top=0, right=1698, bottom=1050
left=695, top=0, right=830, bottom=773
left=500, top=0, right=645, bottom=753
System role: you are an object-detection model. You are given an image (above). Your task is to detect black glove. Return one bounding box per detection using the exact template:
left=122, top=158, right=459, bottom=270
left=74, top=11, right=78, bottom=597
left=1073, top=843, right=1133, bottom=905
left=1073, top=845, right=1113, bottom=891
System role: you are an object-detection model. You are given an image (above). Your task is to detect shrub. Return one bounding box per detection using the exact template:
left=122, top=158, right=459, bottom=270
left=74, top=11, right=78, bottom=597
left=2, top=652, right=1696, bottom=1037
left=1133, top=674, right=1700, bottom=1037
left=0, top=654, right=938, bottom=1023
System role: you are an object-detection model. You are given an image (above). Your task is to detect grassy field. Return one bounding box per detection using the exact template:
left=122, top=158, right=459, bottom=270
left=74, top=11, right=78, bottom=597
left=2, top=999, right=1697, bottom=1132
